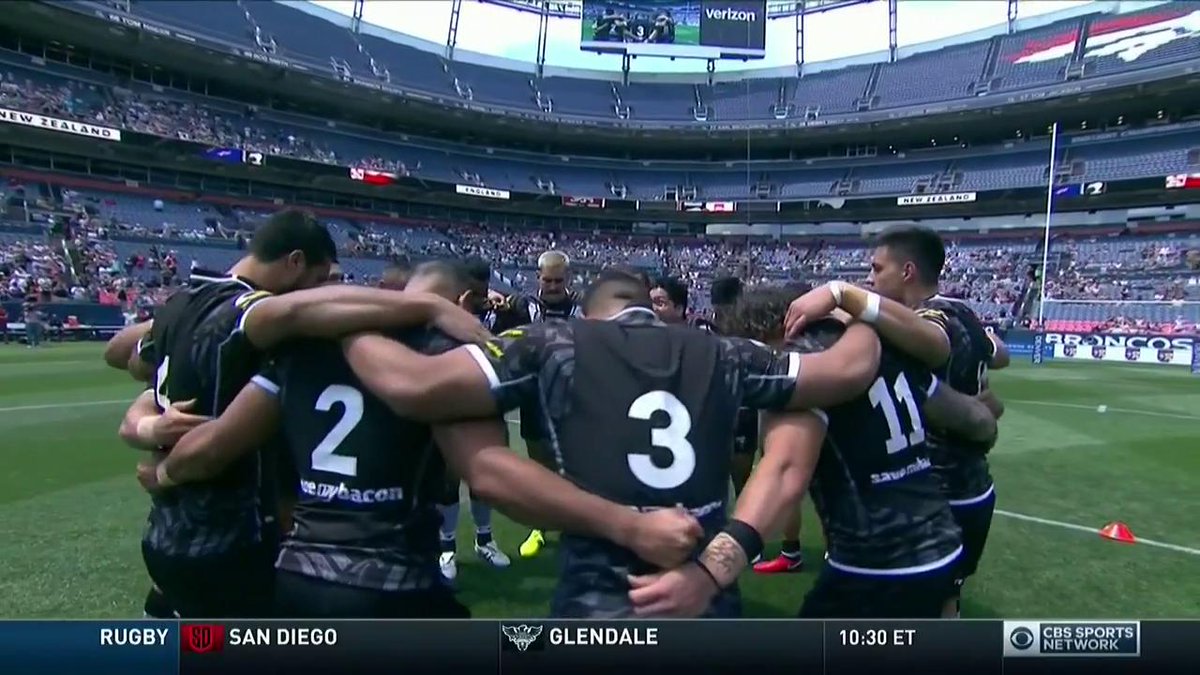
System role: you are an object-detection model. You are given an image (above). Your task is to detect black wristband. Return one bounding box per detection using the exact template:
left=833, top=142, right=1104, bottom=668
left=692, top=560, right=722, bottom=592
left=722, top=519, right=764, bottom=562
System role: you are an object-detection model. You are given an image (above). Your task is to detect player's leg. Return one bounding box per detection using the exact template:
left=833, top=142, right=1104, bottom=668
left=437, top=477, right=462, bottom=582
left=518, top=403, right=552, bottom=558
left=945, top=492, right=996, bottom=618
left=754, top=508, right=805, bottom=574
left=467, top=489, right=511, bottom=569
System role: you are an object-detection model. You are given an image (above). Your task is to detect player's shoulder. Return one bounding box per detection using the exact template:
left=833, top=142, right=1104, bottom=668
left=391, top=326, right=465, bottom=356
left=783, top=317, right=848, bottom=355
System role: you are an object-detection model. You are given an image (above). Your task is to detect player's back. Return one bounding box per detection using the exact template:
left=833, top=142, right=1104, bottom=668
left=919, top=295, right=996, bottom=502
left=553, top=314, right=741, bottom=617
left=267, top=328, right=459, bottom=592
left=145, top=276, right=274, bottom=557
left=789, top=325, right=962, bottom=575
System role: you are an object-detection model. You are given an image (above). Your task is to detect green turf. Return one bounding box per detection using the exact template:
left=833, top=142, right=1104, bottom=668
left=1, top=342, right=1198, bottom=618
left=581, top=24, right=701, bottom=47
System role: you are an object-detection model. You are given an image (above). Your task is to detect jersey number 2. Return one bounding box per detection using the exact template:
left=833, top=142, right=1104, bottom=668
left=312, top=385, right=364, bottom=477
left=154, top=356, right=171, bottom=409
left=868, top=373, right=926, bottom=454
left=627, top=391, right=695, bottom=490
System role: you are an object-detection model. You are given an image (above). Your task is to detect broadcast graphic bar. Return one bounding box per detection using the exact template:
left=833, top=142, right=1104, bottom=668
left=4, top=620, right=1198, bottom=675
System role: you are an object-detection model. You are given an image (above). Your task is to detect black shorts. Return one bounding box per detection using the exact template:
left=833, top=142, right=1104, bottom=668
left=142, top=539, right=276, bottom=618
left=732, top=409, right=759, bottom=456
left=518, top=402, right=544, bottom=442
left=143, top=585, right=177, bottom=618
left=799, top=560, right=957, bottom=619
left=275, top=570, right=471, bottom=619
left=950, top=488, right=996, bottom=585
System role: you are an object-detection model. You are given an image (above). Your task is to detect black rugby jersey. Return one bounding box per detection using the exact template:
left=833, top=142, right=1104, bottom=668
left=138, top=274, right=275, bottom=557
left=918, top=295, right=997, bottom=504
left=788, top=321, right=963, bottom=575
left=491, top=290, right=583, bottom=332
left=467, top=306, right=799, bottom=617
left=257, top=328, right=461, bottom=592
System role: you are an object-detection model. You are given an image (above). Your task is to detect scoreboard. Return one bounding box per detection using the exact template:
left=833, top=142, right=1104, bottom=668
left=6, top=619, right=1197, bottom=675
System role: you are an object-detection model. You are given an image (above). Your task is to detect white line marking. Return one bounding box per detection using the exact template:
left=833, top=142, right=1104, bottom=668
left=0, top=399, right=128, bottom=413
left=1008, top=399, right=1200, bottom=421
left=995, top=509, right=1200, bottom=556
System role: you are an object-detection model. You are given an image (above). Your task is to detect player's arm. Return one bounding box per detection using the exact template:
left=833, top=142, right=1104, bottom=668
left=733, top=325, right=880, bottom=413
left=344, top=325, right=543, bottom=422
left=153, top=378, right=282, bottom=486
left=988, top=333, right=1010, bottom=370
left=923, top=379, right=998, bottom=448
left=118, top=390, right=210, bottom=450
left=434, top=418, right=702, bottom=569
left=342, top=335, right=499, bottom=421
left=104, top=320, right=152, bottom=371
left=629, top=411, right=826, bottom=617
left=785, top=282, right=951, bottom=368
left=237, top=287, right=489, bottom=351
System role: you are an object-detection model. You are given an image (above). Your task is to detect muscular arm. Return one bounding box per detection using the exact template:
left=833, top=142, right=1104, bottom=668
left=923, top=381, right=998, bottom=448
left=433, top=418, right=644, bottom=545
left=342, top=335, right=498, bottom=421
left=788, top=322, right=881, bottom=409
left=158, top=382, right=281, bottom=484
left=105, top=321, right=154, bottom=381
left=696, top=411, right=825, bottom=587
left=239, top=287, right=464, bottom=351
left=837, top=284, right=951, bottom=369
left=118, top=390, right=161, bottom=450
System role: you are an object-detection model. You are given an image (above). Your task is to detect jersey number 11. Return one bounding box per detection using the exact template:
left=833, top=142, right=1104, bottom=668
left=867, top=373, right=926, bottom=454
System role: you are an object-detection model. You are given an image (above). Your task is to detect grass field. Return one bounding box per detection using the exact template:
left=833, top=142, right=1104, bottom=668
left=581, top=23, right=701, bottom=46
left=1, top=342, right=1198, bottom=619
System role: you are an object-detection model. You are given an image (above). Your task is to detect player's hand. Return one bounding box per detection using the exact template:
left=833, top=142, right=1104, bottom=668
left=625, top=507, right=704, bottom=569
left=151, top=400, right=210, bottom=447
left=977, top=389, right=1005, bottom=419
left=136, top=458, right=164, bottom=494
left=431, top=299, right=492, bottom=346
left=784, top=285, right=841, bottom=339
left=486, top=289, right=511, bottom=310
left=628, top=562, right=719, bottom=618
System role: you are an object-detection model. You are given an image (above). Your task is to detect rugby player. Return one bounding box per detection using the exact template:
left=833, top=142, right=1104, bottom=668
left=436, top=257, right=512, bottom=579
left=864, top=225, right=1008, bottom=617
left=115, top=210, right=489, bottom=618
left=628, top=285, right=999, bottom=618
left=784, top=226, right=1008, bottom=616
left=488, top=250, right=584, bottom=559
left=339, top=267, right=909, bottom=618
left=139, top=261, right=704, bottom=618
left=649, top=276, right=688, bottom=325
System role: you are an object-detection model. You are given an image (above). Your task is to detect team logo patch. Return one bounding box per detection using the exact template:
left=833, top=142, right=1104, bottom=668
left=1125, top=347, right=1140, bottom=362
left=1063, top=344, right=1078, bottom=357
left=181, top=624, right=225, bottom=654
left=1091, top=346, right=1107, bottom=359
left=502, top=624, right=544, bottom=652
left=1158, top=348, right=1174, bottom=363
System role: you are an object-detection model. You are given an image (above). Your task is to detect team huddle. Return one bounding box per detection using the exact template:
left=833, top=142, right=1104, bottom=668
left=103, top=210, right=1008, bottom=619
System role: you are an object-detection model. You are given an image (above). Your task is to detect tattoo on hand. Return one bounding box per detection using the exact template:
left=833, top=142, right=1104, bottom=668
left=699, top=533, right=747, bottom=588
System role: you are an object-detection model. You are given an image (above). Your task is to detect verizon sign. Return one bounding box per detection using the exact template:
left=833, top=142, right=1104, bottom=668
left=897, top=192, right=977, bottom=207
left=456, top=185, right=510, bottom=200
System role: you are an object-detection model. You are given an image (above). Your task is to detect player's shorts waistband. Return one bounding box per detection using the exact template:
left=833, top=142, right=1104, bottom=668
left=632, top=500, right=725, bottom=520
left=827, top=544, right=963, bottom=577
left=948, top=483, right=996, bottom=507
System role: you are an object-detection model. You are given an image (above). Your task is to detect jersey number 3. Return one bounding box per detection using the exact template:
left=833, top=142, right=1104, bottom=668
left=312, top=384, right=364, bottom=477
left=627, top=391, right=695, bottom=490
left=868, top=373, right=926, bottom=454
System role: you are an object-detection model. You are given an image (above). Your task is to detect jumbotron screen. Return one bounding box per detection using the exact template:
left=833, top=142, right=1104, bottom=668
left=580, top=0, right=767, bottom=59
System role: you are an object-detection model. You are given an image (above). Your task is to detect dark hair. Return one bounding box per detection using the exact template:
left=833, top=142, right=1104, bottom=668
left=653, top=276, right=689, bottom=312
left=874, top=225, right=946, bottom=284
left=583, top=267, right=651, bottom=313
left=710, top=276, right=743, bottom=306
left=250, top=209, right=337, bottom=265
left=413, top=260, right=472, bottom=295
left=461, top=255, right=492, bottom=285
left=719, top=284, right=810, bottom=342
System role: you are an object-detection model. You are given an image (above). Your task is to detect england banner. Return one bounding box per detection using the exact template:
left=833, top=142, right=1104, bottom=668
left=1044, top=332, right=1196, bottom=367
left=456, top=185, right=510, bottom=200
left=0, top=108, right=122, bottom=142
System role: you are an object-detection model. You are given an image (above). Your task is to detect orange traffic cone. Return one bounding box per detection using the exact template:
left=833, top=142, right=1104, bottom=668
left=1099, top=522, right=1136, bottom=544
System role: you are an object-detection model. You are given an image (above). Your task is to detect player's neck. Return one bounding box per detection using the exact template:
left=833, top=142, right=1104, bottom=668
left=227, top=257, right=268, bottom=288
left=904, top=284, right=939, bottom=309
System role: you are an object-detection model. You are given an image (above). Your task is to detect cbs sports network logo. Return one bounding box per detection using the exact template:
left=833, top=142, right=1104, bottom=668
left=1003, top=621, right=1139, bottom=658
